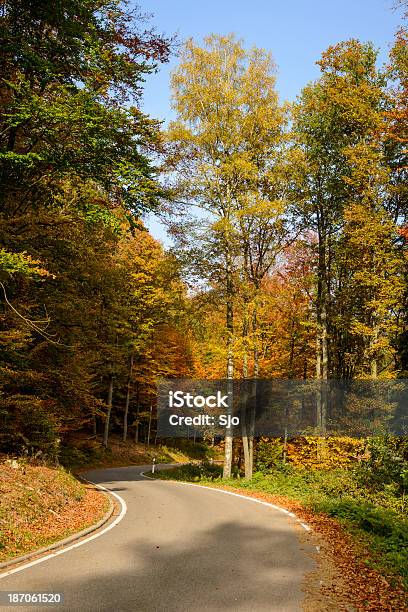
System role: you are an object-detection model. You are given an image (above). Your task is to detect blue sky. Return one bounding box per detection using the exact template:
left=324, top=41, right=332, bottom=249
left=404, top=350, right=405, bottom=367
left=136, top=0, right=405, bottom=243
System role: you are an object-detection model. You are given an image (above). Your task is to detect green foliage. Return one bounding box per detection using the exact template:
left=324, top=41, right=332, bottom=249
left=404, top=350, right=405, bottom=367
left=312, top=498, right=408, bottom=586
left=355, top=436, right=408, bottom=495
left=59, top=444, right=105, bottom=470
left=0, top=0, right=171, bottom=212
left=79, top=204, right=123, bottom=234
left=163, top=438, right=216, bottom=460
left=254, top=438, right=284, bottom=473
left=0, top=1, right=189, bottom=458
left=0, top=395, right=60, bottom=460
left=155, top=461, right=222, bottom=482
left=0, top=249, right=48, bottom=278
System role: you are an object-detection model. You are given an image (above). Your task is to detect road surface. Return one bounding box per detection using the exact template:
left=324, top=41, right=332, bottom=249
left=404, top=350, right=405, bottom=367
left=0, top=465, right=315, bottom=611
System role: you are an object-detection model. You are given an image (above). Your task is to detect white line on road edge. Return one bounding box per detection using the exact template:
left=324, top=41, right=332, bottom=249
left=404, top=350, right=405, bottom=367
left=0, top=480, right=127, bottom=580
left=142, top=472, right=314, bottom=535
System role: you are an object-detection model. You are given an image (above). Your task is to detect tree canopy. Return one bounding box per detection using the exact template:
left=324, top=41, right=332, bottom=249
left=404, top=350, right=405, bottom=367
left=0, top=2, right=407, bottom=478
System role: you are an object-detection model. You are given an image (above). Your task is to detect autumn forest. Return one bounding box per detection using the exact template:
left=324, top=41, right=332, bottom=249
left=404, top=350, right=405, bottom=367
left=1, top=1, right=407, bottom=474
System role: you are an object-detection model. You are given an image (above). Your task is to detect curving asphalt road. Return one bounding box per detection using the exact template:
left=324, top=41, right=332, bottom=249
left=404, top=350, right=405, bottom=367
left=0, top=465, right=315, bottom=611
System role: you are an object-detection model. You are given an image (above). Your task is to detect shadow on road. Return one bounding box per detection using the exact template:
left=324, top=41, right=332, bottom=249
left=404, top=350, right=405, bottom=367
left=56, top=519, right=313, bottom=611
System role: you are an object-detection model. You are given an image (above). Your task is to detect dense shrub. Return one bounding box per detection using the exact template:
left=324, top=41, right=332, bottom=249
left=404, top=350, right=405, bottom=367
left=254, top=438, right=284, bottom=472
left=59, top=444, right=105, bottom=469
left=0, top=396, right=59, bottom=460
left=355, top=436, right=408, bottom=495
left=156, top=461, right=222, bottom=482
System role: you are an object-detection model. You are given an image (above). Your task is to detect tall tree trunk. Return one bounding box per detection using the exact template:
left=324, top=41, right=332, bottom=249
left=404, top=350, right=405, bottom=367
left=253, top=302, right=260, bottom=380
left=123, top=354, right=134, bottom=442
left=284, top=314, right=296, bottom=462
left=147, top=401, right=153, bottom=446
left=316, top=224, right=329, bottom=434
left=223, top=247, right=234, bottom=479
left=316, top=223, right=329, bottom=465
left=248, top=299, right=259, bottom=474
left=103, top=373, right=114, bottom=448
left=316, top=330, right=322, bottom=429
left=134, top=382, right=140, bottom=444
left=241, top=297, right=251, bottom=478
left=320, top=261, right=328, bottom=434
left=370, top=322, right=379, bottom=379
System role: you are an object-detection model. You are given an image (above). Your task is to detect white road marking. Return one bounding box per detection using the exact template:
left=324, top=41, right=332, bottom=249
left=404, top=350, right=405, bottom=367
left=1, top=467, right=313, bottom=579
left=0, top=480, right=127, bottom=579
left=300, top=522, right=311, bottom=531
left=141, top=472, right=313, bottom=532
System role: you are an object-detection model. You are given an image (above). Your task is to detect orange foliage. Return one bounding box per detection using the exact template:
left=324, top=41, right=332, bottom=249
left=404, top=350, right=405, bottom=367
left=286, top=436, right=366, bottom=469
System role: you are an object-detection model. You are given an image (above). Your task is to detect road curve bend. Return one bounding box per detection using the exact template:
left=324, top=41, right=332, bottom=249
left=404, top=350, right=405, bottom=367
left=1, top=465, right=315, bottom=611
